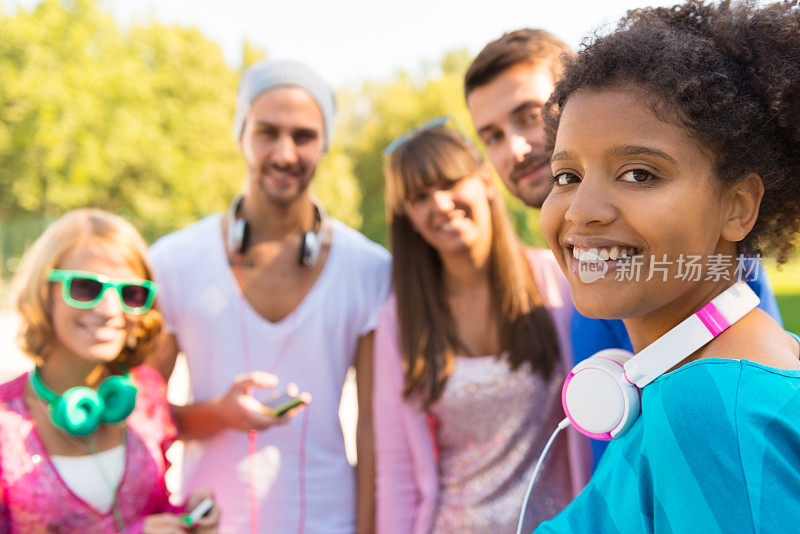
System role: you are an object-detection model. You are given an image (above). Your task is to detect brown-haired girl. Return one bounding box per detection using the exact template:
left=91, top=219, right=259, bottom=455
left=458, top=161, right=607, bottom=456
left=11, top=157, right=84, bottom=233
left=373, top=123, right=591, bottom=533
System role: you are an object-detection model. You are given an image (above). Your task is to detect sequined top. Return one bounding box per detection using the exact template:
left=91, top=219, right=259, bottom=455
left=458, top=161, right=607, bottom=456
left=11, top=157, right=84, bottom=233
left=373, top=248, right=593, bottom=534
left=0, top=365, right=182, bottom=533
left=429, top=356, right=572, bottom=533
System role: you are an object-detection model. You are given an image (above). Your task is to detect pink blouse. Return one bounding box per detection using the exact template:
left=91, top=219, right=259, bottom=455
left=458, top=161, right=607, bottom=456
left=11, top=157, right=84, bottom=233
left=373, top=248, right=592, bottom=534
left=0, top=365, right=183, bottom=533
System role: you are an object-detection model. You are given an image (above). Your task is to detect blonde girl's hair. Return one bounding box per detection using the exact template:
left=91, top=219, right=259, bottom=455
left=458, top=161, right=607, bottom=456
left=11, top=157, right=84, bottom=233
left=9, top=209, right=162, bottom=367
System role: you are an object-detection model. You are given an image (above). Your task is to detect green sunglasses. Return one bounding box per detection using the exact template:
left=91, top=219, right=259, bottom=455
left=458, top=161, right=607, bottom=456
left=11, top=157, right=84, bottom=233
left=48, top=269, right=158, bottom=314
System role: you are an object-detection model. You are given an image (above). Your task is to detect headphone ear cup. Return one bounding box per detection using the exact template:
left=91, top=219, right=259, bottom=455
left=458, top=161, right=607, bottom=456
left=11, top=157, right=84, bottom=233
left=562, top=349, right=640, bottom=440
left=232, top=217, right=249, bottom=255
left=51, top=387, right=104, bottom=437
left=97, top=375, right=138, bottom=424
left=239, top=219, right=250, bottom=255
left=299, top=230, right=321, bottom=267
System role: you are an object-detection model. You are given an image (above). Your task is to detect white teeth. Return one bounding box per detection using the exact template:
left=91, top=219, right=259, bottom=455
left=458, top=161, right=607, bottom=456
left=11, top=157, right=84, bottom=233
left=618, top=247, right=639, bottom=258
left=573, top=245, right=637, bottom=262
left=440, top=216, right=465, bottom=232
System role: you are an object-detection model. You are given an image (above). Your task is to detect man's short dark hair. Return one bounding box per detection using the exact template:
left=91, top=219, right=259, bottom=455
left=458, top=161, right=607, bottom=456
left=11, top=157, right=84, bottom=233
left=465, top=28, right=573, bottom=96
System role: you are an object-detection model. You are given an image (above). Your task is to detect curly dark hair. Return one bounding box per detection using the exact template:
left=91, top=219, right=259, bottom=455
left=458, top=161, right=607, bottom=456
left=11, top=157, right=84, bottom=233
left=545, top=0, right=800, bottom=263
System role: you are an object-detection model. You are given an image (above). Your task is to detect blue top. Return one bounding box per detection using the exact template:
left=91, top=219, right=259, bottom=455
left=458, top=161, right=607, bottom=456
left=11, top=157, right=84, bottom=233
left=572, top=261, right=783, bottom=468
left=536, top=357, right=800, bottom=534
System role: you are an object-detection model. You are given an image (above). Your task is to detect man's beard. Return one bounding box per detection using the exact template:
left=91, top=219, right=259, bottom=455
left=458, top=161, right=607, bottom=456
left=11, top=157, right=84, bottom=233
left=255, top=161, right=315, bottom=206
left=509, top=151, right=551, bottom=208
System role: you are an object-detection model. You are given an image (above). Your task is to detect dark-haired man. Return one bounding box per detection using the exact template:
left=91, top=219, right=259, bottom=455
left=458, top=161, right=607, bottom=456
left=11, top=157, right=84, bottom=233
left=465, top=28, right=571, bottom=209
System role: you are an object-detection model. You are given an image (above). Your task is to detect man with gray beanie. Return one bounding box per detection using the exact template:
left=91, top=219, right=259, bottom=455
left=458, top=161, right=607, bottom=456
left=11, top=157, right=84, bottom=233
left=148, top=59, right=390, bottom=533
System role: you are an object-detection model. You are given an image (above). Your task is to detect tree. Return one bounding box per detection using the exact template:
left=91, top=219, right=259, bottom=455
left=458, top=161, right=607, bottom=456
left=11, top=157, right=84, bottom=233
left=0, top=0, right=242, bottom=244
left=0, top=0, right=543, bottom=281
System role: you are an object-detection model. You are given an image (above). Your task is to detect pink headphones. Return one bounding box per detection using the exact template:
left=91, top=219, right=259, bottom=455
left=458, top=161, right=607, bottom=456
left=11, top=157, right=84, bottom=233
left=562, top=282, right=760, bottom=440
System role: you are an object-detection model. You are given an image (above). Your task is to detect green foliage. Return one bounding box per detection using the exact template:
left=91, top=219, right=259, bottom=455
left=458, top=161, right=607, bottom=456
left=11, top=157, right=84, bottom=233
left=241, top=40, right=267, bottom=70
left=338, top=47, right=545, bottom=247
left=0, top=0, right=543, bottom=279
left=313, top=144, right=363, bottom=229
left=0, top=0, right=241, bottom=245
left=777, top=294, right=800, bottom=336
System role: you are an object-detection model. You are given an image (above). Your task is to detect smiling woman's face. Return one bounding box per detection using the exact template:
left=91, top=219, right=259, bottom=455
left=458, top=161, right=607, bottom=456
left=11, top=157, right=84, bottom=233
left=49, top=241, right=140, bottom=368
left=541, top=87, right=739, bottom=320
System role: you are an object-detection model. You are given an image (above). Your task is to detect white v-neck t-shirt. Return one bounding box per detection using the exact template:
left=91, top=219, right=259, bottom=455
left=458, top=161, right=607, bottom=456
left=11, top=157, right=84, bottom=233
left=149, top=214, right=390, bottom=533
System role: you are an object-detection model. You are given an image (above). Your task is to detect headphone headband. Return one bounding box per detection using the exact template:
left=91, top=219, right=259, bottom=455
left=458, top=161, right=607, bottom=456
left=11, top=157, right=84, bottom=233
left=624, top=282, right=760, bottom=387
left=30, top=368, right=60, bottom=405
left=563, top=281, right=760, bottom=440
left=227, top=193, right=327, bottom=266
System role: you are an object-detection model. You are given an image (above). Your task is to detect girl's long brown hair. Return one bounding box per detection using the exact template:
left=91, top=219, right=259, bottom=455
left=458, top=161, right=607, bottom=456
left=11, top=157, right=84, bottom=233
left=384, top=127, right=560, bottom=407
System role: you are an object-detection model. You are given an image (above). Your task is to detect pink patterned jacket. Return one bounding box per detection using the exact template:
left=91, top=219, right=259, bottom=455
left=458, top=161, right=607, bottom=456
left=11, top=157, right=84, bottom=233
left=0, top=364, right=183, bottom=533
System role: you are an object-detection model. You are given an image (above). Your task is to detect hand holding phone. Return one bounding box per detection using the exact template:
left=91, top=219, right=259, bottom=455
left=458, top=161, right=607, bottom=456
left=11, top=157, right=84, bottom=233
left=261, top=382, right=311, bottom=418
left=262, top=392, right=308, bottom=416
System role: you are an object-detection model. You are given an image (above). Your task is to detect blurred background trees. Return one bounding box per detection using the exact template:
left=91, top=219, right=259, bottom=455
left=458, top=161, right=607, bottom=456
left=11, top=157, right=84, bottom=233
left=1, top=0, right=798, bottom=333
left=0, top=0, right=242, bottom=265
left=0, top=0, right=543, bottom=279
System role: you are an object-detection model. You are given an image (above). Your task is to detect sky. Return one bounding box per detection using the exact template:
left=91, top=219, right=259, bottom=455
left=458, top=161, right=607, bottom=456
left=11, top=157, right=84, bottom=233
left=16, top=0, right=679, bottom=87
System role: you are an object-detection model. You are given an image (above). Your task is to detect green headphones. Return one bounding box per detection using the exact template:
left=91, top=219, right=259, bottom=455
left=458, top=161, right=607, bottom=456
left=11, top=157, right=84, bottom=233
left=30, top=367, right=138, bottom=436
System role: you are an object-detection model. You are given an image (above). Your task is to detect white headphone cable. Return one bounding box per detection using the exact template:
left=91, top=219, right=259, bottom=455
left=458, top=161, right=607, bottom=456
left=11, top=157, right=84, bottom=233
left=515, top=417, right=572, bottom=534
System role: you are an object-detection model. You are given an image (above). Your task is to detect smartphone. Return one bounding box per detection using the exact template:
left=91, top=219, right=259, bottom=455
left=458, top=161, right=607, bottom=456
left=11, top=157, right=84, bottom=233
left=183, top=496, right=214, bottom=527
left=263, top=393, right=307, bottom=416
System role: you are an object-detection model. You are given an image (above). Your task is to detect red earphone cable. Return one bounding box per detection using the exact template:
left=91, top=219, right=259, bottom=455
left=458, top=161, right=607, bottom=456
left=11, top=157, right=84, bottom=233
left=234, top=255, right=259, bottom=534
left=248, top=429, right=258, bottom=534
left=234, top=252, right=312, bottom=533
left=297, top=406, right=310, bottom=534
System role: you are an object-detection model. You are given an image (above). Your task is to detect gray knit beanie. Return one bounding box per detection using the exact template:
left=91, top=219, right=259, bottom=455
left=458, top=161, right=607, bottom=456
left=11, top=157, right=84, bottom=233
left=233, top=59, right=336, bottom=148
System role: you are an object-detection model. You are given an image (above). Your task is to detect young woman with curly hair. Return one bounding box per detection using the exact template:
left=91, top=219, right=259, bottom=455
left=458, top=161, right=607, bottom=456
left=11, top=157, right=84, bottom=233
left=1, top=209, right=219, bottom=532
left=536, top=1, right=800, bottom=532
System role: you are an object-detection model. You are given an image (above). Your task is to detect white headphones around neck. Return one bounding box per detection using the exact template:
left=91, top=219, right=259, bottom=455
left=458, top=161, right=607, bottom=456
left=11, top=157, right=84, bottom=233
left=226, top=193, right=327, bottom=267
left=562, top=282, right=760, bottom=440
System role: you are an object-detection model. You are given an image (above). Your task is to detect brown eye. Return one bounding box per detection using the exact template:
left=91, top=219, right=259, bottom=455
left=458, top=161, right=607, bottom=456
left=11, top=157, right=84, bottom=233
left=553, top=172, right=580, bottom=186
left=407, top=191, right=428, bottom=204
left=619, top=169, right=655, bottom=183
left=483, top=131, right=503, bottom=145
left=521, top=109, right=542, bottom=125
